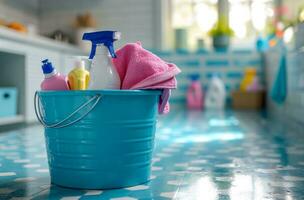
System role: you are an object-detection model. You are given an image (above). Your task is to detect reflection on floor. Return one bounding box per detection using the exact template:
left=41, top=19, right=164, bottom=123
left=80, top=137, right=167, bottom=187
left=0, top=110, right=304, bottom=200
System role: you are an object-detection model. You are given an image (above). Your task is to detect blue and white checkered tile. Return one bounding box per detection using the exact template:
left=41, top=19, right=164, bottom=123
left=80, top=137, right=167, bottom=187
left=1, top=110, right=304, bottom=199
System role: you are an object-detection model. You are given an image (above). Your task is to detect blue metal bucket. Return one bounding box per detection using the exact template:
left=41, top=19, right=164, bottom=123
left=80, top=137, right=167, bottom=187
left=34, top=90, right=160, bottom=189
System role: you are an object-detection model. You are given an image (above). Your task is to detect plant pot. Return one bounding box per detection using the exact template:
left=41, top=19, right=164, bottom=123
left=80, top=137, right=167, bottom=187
left=175, top=28, right=188, bottom=51
left=212, top=35, right=230, bottom=51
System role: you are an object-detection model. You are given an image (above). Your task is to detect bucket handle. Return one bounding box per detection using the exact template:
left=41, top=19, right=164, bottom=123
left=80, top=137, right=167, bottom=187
left=34, top=91, right=101, bottom=129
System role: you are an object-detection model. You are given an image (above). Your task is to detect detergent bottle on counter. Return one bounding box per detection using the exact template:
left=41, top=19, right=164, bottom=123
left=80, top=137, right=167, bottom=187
left=240, top=68, right=257, bottom=91
left=68, top=59, right=90, bottom=90
left=82, top=31, right=121, bottom=89
left=205, top=74, right=226, bottom=109
left=187, top=74, right=203, bottom=110
left=40, top=59, right=69, bottom=90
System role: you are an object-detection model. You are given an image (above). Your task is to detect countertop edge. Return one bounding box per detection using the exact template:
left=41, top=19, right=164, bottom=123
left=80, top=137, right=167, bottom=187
left=0, top=27, right=84, bottom=54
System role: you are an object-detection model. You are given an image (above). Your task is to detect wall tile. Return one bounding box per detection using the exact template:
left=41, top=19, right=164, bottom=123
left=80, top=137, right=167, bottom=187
left=206, top=60, right=230, bottom=67
left=38, top=0, right=155, bottom=48
left=157, top=51, right=263, bottom=105
left=266, top=47, right=304, bottom=124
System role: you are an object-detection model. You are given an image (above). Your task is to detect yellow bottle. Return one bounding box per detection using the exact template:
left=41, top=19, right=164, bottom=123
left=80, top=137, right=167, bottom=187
left=240, top=68, right=256, bottom=91
left=68, top=60, right=90, bottom=90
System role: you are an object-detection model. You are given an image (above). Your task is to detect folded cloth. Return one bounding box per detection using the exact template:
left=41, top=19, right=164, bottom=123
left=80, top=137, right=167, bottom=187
left=271, top=53, right=287, bottom=104
left=113, top=42, right=181, bottom=114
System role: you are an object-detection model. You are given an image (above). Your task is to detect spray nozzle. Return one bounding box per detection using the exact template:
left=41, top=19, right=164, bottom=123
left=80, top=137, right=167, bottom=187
left=42, top=59, right=49, bottom=64
left=82, top=31, right=121, bottom=59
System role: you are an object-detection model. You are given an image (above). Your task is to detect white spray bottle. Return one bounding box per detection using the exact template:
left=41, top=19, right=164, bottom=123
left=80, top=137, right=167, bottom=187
left=83, top=31, right=121, bottom=89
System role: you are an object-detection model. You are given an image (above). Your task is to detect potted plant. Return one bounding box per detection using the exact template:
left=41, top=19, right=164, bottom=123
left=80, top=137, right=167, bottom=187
left=208, top=16, right=234, bottom=51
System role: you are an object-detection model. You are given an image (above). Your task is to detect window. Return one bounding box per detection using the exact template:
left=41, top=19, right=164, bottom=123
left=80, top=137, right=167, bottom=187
left=172, top=0, right=274, bottom=49
left=229, top=0, right=274, bottom=38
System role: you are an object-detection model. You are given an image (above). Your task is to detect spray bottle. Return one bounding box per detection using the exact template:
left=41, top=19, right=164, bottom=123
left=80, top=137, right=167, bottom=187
left=82, top=31, right=121, bottom=89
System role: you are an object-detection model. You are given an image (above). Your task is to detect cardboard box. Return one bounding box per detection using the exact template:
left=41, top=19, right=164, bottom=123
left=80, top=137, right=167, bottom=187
left=231, top=91, right=265, bottom=110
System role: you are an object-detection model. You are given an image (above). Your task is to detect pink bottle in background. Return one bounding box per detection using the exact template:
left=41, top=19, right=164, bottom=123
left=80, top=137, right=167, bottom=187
left=187, top=74, right=203, bottom=110
left=40, top=59, right=70, bottom=90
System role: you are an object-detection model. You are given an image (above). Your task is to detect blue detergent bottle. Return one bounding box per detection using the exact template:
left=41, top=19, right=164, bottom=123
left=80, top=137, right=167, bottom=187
left=82, top=31, right=121, bottom=89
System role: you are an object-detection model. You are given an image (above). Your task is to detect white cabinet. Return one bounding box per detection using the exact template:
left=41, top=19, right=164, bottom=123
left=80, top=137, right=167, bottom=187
left=0, top=32, right=83, bottom=124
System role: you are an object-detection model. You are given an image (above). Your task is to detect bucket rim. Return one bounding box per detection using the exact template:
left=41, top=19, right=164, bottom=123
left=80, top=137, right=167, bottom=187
left=37, top=89, right=162, bottom=96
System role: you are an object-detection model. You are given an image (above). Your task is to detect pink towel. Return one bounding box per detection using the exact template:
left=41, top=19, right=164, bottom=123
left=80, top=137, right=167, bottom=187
left=113, top=42, right=181, bottom=114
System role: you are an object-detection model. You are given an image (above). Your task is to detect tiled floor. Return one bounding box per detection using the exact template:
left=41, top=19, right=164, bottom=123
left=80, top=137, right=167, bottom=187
left=0, top=110, right=304, bottom=200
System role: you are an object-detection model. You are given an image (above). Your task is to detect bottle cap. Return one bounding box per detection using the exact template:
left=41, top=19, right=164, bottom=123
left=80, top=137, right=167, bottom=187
left=190, top=74, right=200, bottom=81
left=75, top=59, right=85, bottom=70
left=41, top=59, right=55, bottom=74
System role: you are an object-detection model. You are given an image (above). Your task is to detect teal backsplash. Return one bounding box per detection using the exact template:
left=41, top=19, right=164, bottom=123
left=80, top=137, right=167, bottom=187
left=155, top=50, right=263, bottom=106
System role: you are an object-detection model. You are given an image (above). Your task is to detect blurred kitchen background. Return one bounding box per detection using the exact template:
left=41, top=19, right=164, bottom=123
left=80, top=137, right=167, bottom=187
left=0, top=0, right=304, bottom=129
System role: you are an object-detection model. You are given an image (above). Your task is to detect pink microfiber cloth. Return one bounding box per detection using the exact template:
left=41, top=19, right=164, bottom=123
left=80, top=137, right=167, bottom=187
left=113, top=42, right=181, bottom=114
